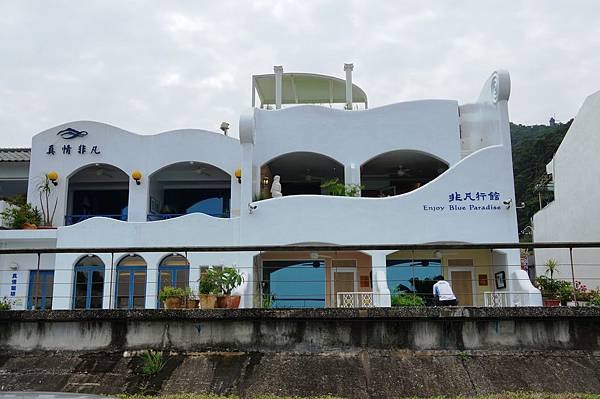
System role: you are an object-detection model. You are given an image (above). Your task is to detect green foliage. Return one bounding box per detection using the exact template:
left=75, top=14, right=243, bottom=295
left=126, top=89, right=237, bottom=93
left=510, top=121, right=571, bottom=236
left=262, top=293, right=275, bottom=309
left=36, top=174, right=58, bottom=227
left=535, top=275, right=570, bottom=300
left=457, top=351, right=471, bottom=360
left=0, top=297, right=12, bottom=310
left=253, top=191, right=271, bottom=201
left=199, top=268, right=220, bottom=295
left=140, top=350, right=165, bottom=376
left=0, top=203, right=42, bottom=229
left=320, top=178, right=363, bottom=197
left=391, top=292, right=425, bottom=307
left=590, top=293, right=600, bottom=307
left=214, top=267, right=244, bottom=296
left=545, top=258, right=559, bottom=279
left=158, top=286, right=188, bottom=302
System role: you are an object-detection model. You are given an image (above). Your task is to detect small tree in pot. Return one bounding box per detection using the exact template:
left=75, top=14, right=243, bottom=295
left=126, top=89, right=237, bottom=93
left=199, top=268, right=220, bottom=309
left=158, top=286, right=187, bottom=309
left=215, top=267, right=244, bottom=309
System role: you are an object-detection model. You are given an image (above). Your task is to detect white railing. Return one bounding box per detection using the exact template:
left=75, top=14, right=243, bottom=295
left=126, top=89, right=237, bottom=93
left=336, top=292, right=374, bottom=308
left=484, top=291, right=530, bottom=307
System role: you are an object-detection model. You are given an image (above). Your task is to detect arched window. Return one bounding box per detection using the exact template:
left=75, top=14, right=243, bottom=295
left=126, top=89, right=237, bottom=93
left=66, top=164, right=129, bottom=225
left=116, top=255, right=147, bottom=309
left=261, top=152, right=344, bottom=197
left=158, top=254, right=190, bottom=307
left=148, top=162, right=231, bottom=221
left=73, top=255, right=105, bottom=309
left=361, top=150, right=448, bottom=197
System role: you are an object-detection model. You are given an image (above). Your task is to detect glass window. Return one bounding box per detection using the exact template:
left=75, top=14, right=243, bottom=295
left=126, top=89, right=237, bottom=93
left=116, top=255, right=147, bottom=309
left=27, top=270, right=54, bottom=310
left=158, top=255, right=189, bottom=307
left=263, top=260, right=325, bottom=308
left=73, top=255, right=105, bottom=309
left=386, top=259, right=442, bottom=305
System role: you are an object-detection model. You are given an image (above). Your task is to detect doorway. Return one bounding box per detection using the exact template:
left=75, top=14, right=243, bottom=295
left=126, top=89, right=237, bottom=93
left=331, top=260, right=357, bottom=307
left=449, top=270, right=474, bottom=306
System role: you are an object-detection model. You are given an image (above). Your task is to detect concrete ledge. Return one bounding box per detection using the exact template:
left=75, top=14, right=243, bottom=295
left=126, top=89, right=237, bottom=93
left=2, top=306, right=600, bottom=322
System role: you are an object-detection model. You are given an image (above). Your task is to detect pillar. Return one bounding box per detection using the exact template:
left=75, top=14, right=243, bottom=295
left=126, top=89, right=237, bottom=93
left=367, top=250, right=391, bottom=307
left=274, top=65, right=283, bottom=110
left=344, top=63, right=353, bottom=110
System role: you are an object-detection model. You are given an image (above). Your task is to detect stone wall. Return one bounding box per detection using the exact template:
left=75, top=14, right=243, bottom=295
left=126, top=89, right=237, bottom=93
left=2, top=308, right=600, bottom=398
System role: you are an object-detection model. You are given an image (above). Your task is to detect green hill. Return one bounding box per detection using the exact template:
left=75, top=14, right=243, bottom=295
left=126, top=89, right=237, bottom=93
left=510, top=120, right=572, bottom=236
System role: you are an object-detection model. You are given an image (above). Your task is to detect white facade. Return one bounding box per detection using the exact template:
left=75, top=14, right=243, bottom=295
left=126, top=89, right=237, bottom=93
left=533, top=90, right=600, bottom=288
left=0, top=67, right=541, bottom=310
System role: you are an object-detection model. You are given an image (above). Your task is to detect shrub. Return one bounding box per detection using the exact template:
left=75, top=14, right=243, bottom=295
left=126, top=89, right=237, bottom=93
left=140, top=350, right=165, bottom=376
left=320, top=178, right=363, bottom=197
left=158, top=287, right=188, bottom=302
left=199, top=268, right=220, bottom=295
left=0, top=297, right=12, bottom=310
left=391, top=293, right=425, bottom=307
left=214, top=267, right=244, bottom=296
left=1, top=203, right=42, bottom=229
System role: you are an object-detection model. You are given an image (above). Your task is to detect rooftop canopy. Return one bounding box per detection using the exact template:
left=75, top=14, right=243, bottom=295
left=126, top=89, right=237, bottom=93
left=253, top=72, right=368, bottom=108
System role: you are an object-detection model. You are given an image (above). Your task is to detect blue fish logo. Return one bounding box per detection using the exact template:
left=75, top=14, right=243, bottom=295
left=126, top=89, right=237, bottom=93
left=57, top=128, right=88, bottom=139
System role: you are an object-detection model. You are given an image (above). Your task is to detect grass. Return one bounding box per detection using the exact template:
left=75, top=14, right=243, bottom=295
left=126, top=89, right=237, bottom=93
left=140, top=350, right=166, bottom=376
left=119, top=393, right=600, bottom=399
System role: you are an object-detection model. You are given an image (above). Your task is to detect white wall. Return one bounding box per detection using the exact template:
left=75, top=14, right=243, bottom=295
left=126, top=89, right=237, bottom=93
left=534, top=90, right=600, bottom=289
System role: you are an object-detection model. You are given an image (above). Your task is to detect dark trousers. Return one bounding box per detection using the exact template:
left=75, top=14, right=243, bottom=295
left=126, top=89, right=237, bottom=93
left=436, top=298, right=457, bottom=306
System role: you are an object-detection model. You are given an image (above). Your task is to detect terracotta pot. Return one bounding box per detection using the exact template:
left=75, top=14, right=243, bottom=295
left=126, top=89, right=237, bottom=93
left=200, top=294, right=217, bottom=309
left=543, top=298, right=561, bottom=307
left=21, top=223, right=37, bottom=230
left=37, top=226, right=56, bottom=230
left=186, top=298, right=200, bottom=309
left=163, top=297, right=183, bottom=309
left=216, top=295, right=241, bottom=309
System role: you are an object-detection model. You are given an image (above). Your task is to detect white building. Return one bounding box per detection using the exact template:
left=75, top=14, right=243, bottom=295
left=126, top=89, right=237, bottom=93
left=0, top=65, right=540, bottom=310
left=533, top=90, right=600, bottom=288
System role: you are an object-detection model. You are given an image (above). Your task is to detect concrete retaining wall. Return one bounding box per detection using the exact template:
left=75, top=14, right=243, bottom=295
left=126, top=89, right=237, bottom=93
left=2, top=308, right=600, bottom=398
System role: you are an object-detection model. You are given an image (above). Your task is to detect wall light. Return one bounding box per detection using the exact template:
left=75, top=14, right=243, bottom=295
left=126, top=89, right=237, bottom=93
left=234, top=168, right=242, bottom=183
left=262, top=176, right=270, bottom=186
left=47, top=171, right=59, bottom=186
left=131, top=170, right=142, bottom=185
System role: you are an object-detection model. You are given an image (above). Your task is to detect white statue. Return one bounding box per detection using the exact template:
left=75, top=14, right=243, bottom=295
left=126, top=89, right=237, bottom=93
left=270, top=175, right=282, bottom=198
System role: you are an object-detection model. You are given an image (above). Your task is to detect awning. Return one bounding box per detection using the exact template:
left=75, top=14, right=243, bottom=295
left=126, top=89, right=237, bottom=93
left=253, top=73, right=368, bottom=107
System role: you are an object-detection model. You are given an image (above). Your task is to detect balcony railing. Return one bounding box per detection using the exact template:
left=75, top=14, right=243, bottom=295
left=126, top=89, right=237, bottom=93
left=65, top=214, right=125, bottom=225
left=147, top=211, right=230, bottom=221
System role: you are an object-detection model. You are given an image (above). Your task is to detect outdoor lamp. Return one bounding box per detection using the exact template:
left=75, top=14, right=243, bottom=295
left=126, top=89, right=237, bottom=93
left=234, top=168, right=242, bottom=183
left=262, top=176, right=270, bottom=186
left=47, top=171, right=59, bottom=186
left=131, top=170, right=142, bottom=185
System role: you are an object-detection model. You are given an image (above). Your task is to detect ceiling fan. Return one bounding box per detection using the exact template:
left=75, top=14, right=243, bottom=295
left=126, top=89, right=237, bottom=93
left=392, top=164, right=413, bottom=177
left=95, top=166, right=114, bottom=178
left=193, top=166, right=212, bottom=177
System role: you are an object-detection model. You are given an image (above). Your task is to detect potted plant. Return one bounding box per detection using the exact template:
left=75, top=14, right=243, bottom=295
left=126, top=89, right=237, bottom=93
left=158, top=286, right=187, bottom=309
left=535, top=258, right=563, bottom=306
left=185, top=288, right=199, bottom=309
left=36, top=174, right=58, bottom=228
left=215, top=267, right=244, bottom=309
left=0, top=203, right=42, bottom=229
left=320, top=178, right=363, bottom=197
left=199, top=268, right=219, bottom=309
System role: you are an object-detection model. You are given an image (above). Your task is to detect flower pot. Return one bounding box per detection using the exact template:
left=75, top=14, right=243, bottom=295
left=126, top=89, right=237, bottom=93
left=186, top=298, right=200, bottom=309
left=200, top=294, right=217, bottom=309
left=163, top=297, right=183, bottom=309
left=216, top=295, right=241, bottom=309
left=37, top=226, right=56, bottom=230
left=21, top=223, right=37, bottom=230
left=543, top=298, right=561, bottom=307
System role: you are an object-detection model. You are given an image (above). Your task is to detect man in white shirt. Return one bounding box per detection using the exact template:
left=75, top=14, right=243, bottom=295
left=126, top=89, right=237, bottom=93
left=432, top=276, right=457, bottom=306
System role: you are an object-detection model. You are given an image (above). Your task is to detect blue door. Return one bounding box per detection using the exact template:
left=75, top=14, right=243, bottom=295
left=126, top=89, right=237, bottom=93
left=115, top=266, right=147, bottom=309
left=73, top=265, right=105, bottom=309
left=27, top=270, right=54, bottom=310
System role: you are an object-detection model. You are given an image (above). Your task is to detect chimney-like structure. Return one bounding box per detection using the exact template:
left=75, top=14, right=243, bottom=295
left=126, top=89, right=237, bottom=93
left=344, top=63, right=354, bottom=110
left=274, top=65, right=283, bottom=109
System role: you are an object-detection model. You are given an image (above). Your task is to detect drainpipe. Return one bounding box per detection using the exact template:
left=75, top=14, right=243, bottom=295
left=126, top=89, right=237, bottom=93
left=274, top=65, right=283, bottom=109
left=344, top=63, right=353, bottom=110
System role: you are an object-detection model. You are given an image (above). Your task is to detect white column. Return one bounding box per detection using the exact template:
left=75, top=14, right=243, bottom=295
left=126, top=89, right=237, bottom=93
left=52, top=253, right=79, bottom=310
left=144, top=253, right=162, bottom=309
left=367, top=250, right=391, bottom=307
left=344, top=162, right=360, bottom=187
left=274, top=65, right=283, bottom=110
left=237, top=252, right=258, bottom=308
left=127, top=175, right=148, bottom=222
left=344, top=63, right=353, bottom=110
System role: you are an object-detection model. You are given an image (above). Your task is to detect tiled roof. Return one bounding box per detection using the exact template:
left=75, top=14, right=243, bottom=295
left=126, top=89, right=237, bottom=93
left=0, top=148, right=31, bottom=162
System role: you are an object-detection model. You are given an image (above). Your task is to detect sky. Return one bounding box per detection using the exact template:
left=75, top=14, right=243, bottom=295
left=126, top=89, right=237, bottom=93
left=1, top=0, right=600, bottom=147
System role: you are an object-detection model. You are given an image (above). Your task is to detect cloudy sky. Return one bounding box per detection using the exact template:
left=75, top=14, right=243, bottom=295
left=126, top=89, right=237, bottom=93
left=1, top=1, right=600, bottom=147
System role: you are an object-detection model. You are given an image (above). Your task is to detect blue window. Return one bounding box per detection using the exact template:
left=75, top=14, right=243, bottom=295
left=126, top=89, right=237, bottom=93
left=73, top=255, right=105, bottom=309
left=27, top=270, right=54, bottom=310
left=262, top=260, right=325, bottom=308
left=115, top=255, right=147, bottom=309
left=158, top=254, right=189, bottom=307
left=386, top=259, right=442, bottom=305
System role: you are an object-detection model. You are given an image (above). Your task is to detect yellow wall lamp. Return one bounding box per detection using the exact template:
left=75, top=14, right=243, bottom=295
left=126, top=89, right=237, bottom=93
left=47, top=171, right=59, bottom=186
left=131, top=170, right=142, bottom=185
left=234, top=168, right=242, bottom=183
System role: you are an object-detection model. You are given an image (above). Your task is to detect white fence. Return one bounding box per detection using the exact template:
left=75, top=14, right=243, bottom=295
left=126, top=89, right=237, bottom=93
left=484, top=291, right=531, bottom=307
left=336, top=292, right=374, bottom=308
